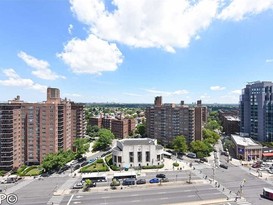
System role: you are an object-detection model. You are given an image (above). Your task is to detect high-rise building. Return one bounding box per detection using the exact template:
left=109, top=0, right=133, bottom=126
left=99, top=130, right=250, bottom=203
left=145, top=97, right=207, bottom=145
left=240, top=81, right=273, bottom=142
left=0, top=88, right=86, bottom=170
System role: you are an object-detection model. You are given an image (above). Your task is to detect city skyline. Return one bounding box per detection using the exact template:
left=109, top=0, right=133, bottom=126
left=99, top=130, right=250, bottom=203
left=0, top=0, right=273, bottom=104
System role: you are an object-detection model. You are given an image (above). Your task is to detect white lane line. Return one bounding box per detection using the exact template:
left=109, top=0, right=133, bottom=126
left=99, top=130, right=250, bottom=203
left=131, top=194, right=139, bottom=196
left=160, top=197, right=168, bottom=200
left=158, top=192, right=166, bottom=194
left=76, top=196, right=83, bottom=198
left=67, top=194, right=74, bottom=205
left=131, top=200, right=141, bottom=202
left=102, top=196, right=110, bottom=199
left=187, top=195, right=195, bottom=197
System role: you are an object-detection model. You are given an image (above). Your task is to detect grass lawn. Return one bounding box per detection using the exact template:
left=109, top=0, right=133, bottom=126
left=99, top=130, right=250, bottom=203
left=81, top=160, right=109, bottom=172
left=25, top=168, right=41, bottom=176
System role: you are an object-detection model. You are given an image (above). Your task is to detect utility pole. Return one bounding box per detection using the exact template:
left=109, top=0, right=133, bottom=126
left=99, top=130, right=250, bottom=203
left=187, top=171, right=192, bottom=184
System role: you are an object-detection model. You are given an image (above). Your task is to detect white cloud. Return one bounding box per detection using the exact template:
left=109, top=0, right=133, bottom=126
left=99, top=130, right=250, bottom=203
left=0, top=68, right=47, bottom=93
left=57, top=34, right=123, bottom=74
left=68, top=24, right=74, bottom=34
left=231, top=89, right=241, bottom=94
left=266, top=59, right=273, bottom=63
left=64, top=93, right=81, bottom=97
left=145, top=89, right=189, bottom=96
left=210, top=86, right=226, bottom=91
left=18, top=51, right=65, bottom=80
left=70, top=0, right=219, bottom=52
left=218, top=0, right=273, bottom=21
left=195, top=35, right=201, bottom=40
left=200, top=93, right=211, bottom=99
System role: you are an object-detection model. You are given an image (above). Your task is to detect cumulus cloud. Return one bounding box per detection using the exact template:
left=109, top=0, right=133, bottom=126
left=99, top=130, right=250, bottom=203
left=218, top=0, right=273, bottom=21
left=266, top=59, right=273, bottom=63
left=70, top=0, right=219, bottom=52
left=68, top=24, right=74, bottom=34
left=210, top=86, right=226, bottom=91
left=57, top=34, right=123, bottom=74
left=145, top=89, right=189, bottom=96
left=18, top=51, right=65, bottom=80
left=0, top=68, right=47, bottom=93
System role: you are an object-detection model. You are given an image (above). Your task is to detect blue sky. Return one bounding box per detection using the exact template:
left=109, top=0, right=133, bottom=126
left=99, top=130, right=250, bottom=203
left=0, top=0, right=273, bottom=104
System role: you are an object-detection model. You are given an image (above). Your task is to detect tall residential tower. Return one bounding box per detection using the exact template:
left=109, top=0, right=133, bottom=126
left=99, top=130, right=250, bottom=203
left=240, top=81, right=273, bottom=142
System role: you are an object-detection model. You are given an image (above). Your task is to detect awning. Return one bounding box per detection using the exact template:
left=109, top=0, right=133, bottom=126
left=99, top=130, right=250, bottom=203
left=262, top=152, right=273, bottom=157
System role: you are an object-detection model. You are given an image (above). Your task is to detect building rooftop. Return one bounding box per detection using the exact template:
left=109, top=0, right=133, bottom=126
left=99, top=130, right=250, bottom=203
left=120, top=138, right=157, bottom=146
left=231, top=134, right=260, bottom=147
left=225, top=115, right=240, bottom=121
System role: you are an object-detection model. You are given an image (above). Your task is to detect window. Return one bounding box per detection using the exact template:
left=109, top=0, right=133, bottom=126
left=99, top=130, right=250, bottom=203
left=146, top=151, right=150, bottom=162
left=138, top=152, right=142, bottom=162
left=157, top=154, right=161, bottom=161
left=118, top=156, right=122, bottom=163
left=114, top=155, right=117, bottom=163
left=129, top=152, right=134, bottom=163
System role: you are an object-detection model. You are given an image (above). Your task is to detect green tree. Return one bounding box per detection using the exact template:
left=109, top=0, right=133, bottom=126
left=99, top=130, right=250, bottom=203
left=190, top=140, right=210, bottom=158
left=93, top=129, right=115, bottom=151
left=73, top=138, right=89, bottom=159
left=136, top=124, right=146, bottom=136
left=172, top=136, right=188, bottom=153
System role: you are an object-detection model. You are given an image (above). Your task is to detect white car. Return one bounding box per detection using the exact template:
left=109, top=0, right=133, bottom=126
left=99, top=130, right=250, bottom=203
left=267, top=169, right=273, bottom=174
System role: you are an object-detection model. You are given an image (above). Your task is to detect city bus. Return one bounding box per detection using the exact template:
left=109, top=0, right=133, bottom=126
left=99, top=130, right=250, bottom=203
left=113, top=171, right=137, bottom=180
left=81, top=173, right=107, bottom=182
left=262, top=187, right=273, bottom=200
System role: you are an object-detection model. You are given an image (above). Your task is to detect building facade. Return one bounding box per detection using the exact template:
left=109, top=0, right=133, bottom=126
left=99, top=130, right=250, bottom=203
left=231, top=134, right=262, bottom=160
left=0, top=88, right=86, bottom=170
left=112, top=138, right=164, bottom=168
left=89, top=117, right=136, bottom=139
left=240, top=81, right=273, bottom=142
left=145, top=97, right=207, bottom=145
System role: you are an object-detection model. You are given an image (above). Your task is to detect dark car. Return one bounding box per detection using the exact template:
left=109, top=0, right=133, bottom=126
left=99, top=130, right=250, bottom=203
left=200, top=158, right=208, bottom=162
left=161, top=178, right=169, bottom=183
left=73, top=164, right=81, bottom=171
left=156, top=173, right=166, bottom=178
left=219, top=164, right=228, bottom=169
left=81, top=161, right=89, bottom=167
left=77, top=157, right=87, bottom=162
left=136, top=179, right=146, bottom=185
left=122, top=178, right=135, bottom=186
left=149, top=178, right=160, bottom=183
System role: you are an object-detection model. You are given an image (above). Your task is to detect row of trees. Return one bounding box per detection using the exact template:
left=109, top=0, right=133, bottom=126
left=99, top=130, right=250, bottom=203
left=42, top=138, right=89, bottom=172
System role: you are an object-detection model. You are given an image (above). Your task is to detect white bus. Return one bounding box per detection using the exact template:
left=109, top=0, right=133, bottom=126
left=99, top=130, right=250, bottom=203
left=113, top=171, right=137, bottom=180
left=81, top=173, right=107, bottom=182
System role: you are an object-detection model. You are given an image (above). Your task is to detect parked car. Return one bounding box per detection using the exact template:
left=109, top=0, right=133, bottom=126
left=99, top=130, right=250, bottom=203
left=77, top=157, right=87, bottom=162
left=187, top=153, right=197, bottom=158
left=200, top=158, right=208, bottom=162
left=149, top=178, right=160, bottom=183
left=156, top=173, right=166, bottom=178
left=81, top=161, right=89, bottom=167
left=136, top=179, right=146, bottom=185
left=73, top=164, right=81, bottom=171
left=122, top=178, right=135, bottom=186
left=161, top=178, right=169, bottom=183
left=219, top=164, right=228, bottom=169
left=252, top=163, right=261, bottom=168
left=73, top=182, right=84, bottom=189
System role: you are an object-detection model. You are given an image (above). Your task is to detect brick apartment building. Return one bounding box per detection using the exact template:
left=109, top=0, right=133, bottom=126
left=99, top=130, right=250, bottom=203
left=218, top=109, right=240, bottom=135
left=0, top=88, right=86, bottom=171
left=145, top=96, right=207, bottom=145
left=89, top=117, right=136, bottom=139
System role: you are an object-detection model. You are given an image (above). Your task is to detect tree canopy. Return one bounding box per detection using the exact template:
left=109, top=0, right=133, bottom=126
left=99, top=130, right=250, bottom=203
left=136, top=124, right=146, bottom=136
left=172, top=136, right=188, bottom=153
left=73, top=138, right=90, bottom=159
left=92, top=129, right=115, bottom=151
left=190, top=140, right=211, bottom=158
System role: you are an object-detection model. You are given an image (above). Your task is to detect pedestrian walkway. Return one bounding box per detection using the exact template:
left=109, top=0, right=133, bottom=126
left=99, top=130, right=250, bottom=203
left=5, top=178, right=34, bottom=195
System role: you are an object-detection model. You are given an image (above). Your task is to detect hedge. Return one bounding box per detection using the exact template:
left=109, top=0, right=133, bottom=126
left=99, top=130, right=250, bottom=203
left=142, top=164, right=164, bottom=169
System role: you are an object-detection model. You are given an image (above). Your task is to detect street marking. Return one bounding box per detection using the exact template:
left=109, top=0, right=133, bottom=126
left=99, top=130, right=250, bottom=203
left=158, top=192, right=166, bottom=194
left=160, top=197, right=168, bottom=200
left=76, top=196, right=83, bottom=198
left=131, top=194, right=139, bottom=196
left=102, top=196, right=110, bottom=199
left=187, top=195, right=195, bottom=197
left=67, top=194, right=74, bottom=205
left=131, top=200, right=141, bottom=202
left=73, top=202, right=82, bottom=204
